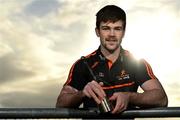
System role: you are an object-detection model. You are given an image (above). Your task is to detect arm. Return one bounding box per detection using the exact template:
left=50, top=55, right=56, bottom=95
left=128, top=79, right=168, bottom=108
left=56, top=85, right=85, bottom=108
left=109, top=79, right=168, bottom=114
left=128, top=59, right=168, bottom=107
left=56, top=81, right=106, bottom=108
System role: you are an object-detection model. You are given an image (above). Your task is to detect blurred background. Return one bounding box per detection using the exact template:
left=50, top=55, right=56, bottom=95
left=0, top=0, right=180, bottom=111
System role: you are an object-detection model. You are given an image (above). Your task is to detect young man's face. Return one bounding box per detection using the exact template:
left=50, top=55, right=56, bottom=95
left=96, top=20, right=125, bottom=53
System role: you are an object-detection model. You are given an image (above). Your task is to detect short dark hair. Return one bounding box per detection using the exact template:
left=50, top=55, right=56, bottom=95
left=96, top=5, right=126, bottom=30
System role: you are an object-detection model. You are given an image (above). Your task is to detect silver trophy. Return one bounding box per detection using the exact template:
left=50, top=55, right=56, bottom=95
left=99, top=97, right=113, bottom=113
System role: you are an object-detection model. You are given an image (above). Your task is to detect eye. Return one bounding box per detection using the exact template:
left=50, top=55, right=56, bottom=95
left=115, top=27, right=123, bottom=31
left=102, top=28, right=108, bottom=30
left=101, top=27, right=110, bottom=30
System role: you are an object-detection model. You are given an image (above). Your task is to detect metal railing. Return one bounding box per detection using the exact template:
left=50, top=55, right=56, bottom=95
left=0, top=107, right=180, bottom=119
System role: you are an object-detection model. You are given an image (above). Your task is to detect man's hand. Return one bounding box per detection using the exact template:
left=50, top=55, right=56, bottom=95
left=83, top=80, right=106, bottom=104
left=109, top=92, right=130, bottom=114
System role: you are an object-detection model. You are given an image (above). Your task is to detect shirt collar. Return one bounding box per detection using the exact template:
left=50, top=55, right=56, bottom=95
left=96, top=46, right=124, bottom=62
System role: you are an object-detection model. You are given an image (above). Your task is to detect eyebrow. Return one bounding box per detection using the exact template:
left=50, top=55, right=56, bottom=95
left=101, top=25, right=123, bottom=29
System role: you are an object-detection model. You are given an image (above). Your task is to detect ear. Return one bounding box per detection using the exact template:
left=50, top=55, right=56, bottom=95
left=95, top=28, right=100, bottom=37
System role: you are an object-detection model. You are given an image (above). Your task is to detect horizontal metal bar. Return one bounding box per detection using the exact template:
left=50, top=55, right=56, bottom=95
left=0, top=107, right=180, bottom=119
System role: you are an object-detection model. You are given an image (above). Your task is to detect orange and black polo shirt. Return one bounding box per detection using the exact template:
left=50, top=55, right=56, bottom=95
left=64, top=47, right=157, bottom=109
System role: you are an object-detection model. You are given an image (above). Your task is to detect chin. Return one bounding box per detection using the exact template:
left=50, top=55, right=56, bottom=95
left=106, top=47, right=118, bottom=53
left=107, top=46, right=118, bottom=51
left=102, top=44, right=120, bottom=53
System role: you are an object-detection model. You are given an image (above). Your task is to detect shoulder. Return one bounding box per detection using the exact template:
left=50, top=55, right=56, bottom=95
left=71, top=49, right=98, bottom=68
left=123, top=49, right=134, bottom=59
left=123, top=49, right=137, bottom=65
left=123, top=49, right=150, bottom=68
left=84, top=50, right=97, bottom=59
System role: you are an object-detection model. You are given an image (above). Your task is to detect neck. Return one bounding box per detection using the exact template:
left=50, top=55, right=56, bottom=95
left=101, top=46, right=121, bottom=63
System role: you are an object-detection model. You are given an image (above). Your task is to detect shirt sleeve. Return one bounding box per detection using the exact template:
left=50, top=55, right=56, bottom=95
left=135, top=59, right=158, bottom=86
left=64, top=59, right=89, bottom=91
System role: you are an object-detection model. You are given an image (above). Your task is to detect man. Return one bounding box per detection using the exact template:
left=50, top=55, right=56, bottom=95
left=56, top=5, right=168, bottom=114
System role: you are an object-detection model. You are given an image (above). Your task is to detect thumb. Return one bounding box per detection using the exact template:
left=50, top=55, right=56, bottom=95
left=109, top=94, right=117, bottom=101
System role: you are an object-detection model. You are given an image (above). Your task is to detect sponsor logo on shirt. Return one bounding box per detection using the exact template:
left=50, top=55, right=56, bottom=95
left=99, top=72, right=104, bottom=77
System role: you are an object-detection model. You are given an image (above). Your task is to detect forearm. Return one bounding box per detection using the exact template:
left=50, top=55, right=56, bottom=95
left=56, top=86, right=85, bottom=108
left=128, top=89, right=168, bottom=108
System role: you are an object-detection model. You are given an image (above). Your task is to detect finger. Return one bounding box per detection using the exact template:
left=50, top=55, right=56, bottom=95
left=91, top=81, right=106, bottom=97
left=91, top=86, right=105, bottom=100
left=99, top=82, right=104, bottom=86
left=112, top=102, right=125, bottom=114
left=112, top=100, right=127, bottom=114
left=117, top=104, right=127, bottom=113
left=109, top=95, right=116, bottom=101
left=111, top=95, right=123, bottom=114
left=83, top=84, right=94, bottom=98
left=109, top=93, right=118, bottom=101
left=111, top=102, right=121, bottom=114
left=87, top=87, right=101, bottom=104
left=84, top=82, right=102, bottom=104
left=83, top=88, right=91, bottom=98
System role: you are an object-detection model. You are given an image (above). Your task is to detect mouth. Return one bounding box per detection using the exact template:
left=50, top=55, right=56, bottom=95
left=106, top=39, right=117, bottom=42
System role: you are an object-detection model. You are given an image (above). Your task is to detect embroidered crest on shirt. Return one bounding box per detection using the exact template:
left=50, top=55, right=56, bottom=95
left=116, top=69, right=130, bottom=80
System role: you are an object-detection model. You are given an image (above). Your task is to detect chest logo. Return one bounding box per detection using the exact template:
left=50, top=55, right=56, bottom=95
left=99, top=72, right=104, bottom=77
left=117, top=69, right=130, bottom=80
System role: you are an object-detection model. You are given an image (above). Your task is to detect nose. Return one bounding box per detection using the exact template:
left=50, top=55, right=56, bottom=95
left=109, top=29, right=115, bottom=36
